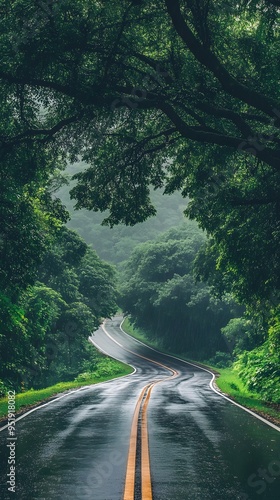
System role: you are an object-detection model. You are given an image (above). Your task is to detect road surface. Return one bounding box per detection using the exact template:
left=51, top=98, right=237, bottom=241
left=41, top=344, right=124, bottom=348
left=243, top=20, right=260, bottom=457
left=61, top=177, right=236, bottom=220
left=0, top=315, right=280, bottom=500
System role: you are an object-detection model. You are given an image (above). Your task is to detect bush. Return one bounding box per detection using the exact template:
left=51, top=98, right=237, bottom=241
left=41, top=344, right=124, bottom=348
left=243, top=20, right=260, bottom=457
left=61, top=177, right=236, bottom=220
left=207, top=351, right=232, bottom=368
left=75, top=372, right=94, bottom=382
left=74, top=357, right=126, bottom=383
left=234, top=342, right=280, bottom=403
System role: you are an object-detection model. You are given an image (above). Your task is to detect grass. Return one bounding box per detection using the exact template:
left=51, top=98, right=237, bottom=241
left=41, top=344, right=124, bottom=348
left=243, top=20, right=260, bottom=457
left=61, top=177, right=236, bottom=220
left=122, top=317, right=169, bottom=351
left=214, top=368, right=280, bottom=422
left=121, top=317, right=280, bottom=425
left=0, top=359, right=133, bottom=420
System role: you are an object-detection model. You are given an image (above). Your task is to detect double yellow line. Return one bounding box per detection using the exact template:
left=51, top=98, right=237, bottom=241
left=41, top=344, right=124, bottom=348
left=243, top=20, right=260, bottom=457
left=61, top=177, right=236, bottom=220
left=101, top=322, right=178, bottom=499
left=122, top=357, right=177, bottom=500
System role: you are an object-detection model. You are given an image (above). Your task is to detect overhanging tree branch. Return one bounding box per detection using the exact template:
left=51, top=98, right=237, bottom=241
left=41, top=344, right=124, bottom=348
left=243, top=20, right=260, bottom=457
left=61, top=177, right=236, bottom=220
left=156, top=101, right=280, bottom=169
left=0, top=113, right=84, bottom=150
left=165, top=0, right=280, bottom=120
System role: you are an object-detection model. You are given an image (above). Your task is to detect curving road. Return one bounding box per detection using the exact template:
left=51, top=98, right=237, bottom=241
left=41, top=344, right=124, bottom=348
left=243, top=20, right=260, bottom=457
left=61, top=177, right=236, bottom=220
left=0, top=315, right=280, bottom=500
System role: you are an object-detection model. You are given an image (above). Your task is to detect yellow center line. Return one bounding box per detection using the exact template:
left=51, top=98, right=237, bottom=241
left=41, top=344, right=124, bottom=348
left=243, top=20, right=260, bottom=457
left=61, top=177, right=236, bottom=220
left=123, top=369, right=178, bottom=500
left=141, top=383, right=154, bottom=500
left=141, top=368, right=178, bottom=500
left=123, top=384, right=149, bottom=500
left=101, top=322, right=178, bottom=500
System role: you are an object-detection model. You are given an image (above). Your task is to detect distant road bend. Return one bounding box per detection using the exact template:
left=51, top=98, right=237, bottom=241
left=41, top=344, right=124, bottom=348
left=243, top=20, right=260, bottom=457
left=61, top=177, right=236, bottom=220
left=0, top=315, right=280, bottom=500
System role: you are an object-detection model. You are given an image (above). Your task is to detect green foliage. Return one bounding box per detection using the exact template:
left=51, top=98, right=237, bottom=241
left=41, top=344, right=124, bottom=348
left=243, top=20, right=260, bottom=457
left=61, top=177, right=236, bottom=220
left=78, top=248, right=117, bottom=317
left=0, top=216, right=118, bottom=390
left=206, top=351, right=232, bottom=369
left=0, top=185, right=65, bottom=298
left=268, top=306, right=280, bottom=352
left=234, top=342, right=280, bottom=403
left=75, top=356, right=130, bottom=381
left=192, top=180, right=280, bottom=307
left=22, top=230, right=118, bottom=388
left=221, top=317, right=264, bottom=355
left=0, top=106, right=118, bottom=393
left=215, top=368, right=260, bottom=404
left=120, top=223, right=241, bottom=358
left=0, top=292, right=29, bottom=388
left=56, top=163, right=186, bottom=264
left=215, top=366, right=280, bottom=422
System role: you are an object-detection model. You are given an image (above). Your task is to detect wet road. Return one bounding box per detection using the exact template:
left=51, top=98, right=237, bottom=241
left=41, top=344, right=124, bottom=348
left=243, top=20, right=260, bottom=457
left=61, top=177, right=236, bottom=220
left=0, top=315, right=280, bottom=500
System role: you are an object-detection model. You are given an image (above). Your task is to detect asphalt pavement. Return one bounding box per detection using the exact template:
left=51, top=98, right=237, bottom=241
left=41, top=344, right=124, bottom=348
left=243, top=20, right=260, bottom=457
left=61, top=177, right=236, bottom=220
left=0, top=315, right=280, bottom=500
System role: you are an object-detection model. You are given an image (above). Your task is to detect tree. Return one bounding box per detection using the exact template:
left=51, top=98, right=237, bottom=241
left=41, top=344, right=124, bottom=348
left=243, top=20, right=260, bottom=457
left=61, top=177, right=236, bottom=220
left=1, top=1, right=279, bottom=167
left=0, top=225, right=119, bottom=390
left=78, top=248, right=117, bottom=318
left=0, top=292, right=28, bottom=391
left=221, top=317, right=264, bottom=355
left=0, top=0, right=279, bottom=307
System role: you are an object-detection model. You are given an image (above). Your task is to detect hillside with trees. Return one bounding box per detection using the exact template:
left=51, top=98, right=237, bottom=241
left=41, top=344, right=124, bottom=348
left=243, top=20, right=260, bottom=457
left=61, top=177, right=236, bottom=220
left=120, top=222, right=244, bottom=359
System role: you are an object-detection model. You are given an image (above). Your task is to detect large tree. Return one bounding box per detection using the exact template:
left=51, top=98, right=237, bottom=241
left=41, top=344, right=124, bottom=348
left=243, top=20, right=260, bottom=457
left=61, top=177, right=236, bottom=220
left=0, top=0, right=279, bottom=306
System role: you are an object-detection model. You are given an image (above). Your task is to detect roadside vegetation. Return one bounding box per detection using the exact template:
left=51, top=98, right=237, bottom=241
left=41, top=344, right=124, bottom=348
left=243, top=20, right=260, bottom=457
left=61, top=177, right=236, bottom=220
left=0, top=356, right=133, bottom=420
left=0, top=219, right=119, bottom=395
left=122, top=318, right=280, bottom=424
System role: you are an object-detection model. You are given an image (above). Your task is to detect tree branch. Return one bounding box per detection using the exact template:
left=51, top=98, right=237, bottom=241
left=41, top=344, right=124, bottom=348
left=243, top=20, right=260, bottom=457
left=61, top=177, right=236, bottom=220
left=196, top=102, right=254, bottom=137
left=165, top=0, right=280, bottom=120
left=156, top=101, right=280, bottom=169
left=0, top=113, right=83, bottom=149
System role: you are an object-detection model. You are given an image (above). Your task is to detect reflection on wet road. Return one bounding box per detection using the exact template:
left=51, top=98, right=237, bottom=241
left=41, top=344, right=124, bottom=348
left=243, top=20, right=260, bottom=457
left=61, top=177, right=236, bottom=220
left=0, top=315, right=279, bottom=499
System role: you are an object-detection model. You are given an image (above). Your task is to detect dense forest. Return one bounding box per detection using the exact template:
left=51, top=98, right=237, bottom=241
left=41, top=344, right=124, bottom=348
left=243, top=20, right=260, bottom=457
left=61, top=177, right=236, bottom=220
left=0, top=1, right=279, bottom=403
left=0, top=164, right=118, bottom=393
left=119, top=222, right=243, bottom=358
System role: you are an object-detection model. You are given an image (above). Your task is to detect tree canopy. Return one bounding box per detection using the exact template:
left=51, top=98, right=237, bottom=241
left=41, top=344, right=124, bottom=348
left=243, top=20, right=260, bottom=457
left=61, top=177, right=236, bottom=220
left=0, top=0, right=279, bottom=309
left=57, top=162, right=186, bottom=263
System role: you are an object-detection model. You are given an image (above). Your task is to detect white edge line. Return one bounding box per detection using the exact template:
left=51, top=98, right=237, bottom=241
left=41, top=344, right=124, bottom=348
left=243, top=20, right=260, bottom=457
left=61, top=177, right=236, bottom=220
left=119, top=317, right=280, bottom=432
left=0, top=332, right=136, bottom=433
left=89, top=333, right=137, bottom=377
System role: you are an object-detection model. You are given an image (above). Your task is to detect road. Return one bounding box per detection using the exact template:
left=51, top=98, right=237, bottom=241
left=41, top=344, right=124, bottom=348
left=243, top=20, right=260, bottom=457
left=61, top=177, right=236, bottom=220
left=0, top=315, right=280, bottom=500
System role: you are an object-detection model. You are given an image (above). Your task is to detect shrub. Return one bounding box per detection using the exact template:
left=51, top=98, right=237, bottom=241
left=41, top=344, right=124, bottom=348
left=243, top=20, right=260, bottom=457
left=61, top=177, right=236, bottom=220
left=207, top=351, right=232, bottom=368
left=234, top=342, right=280, bottom=403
